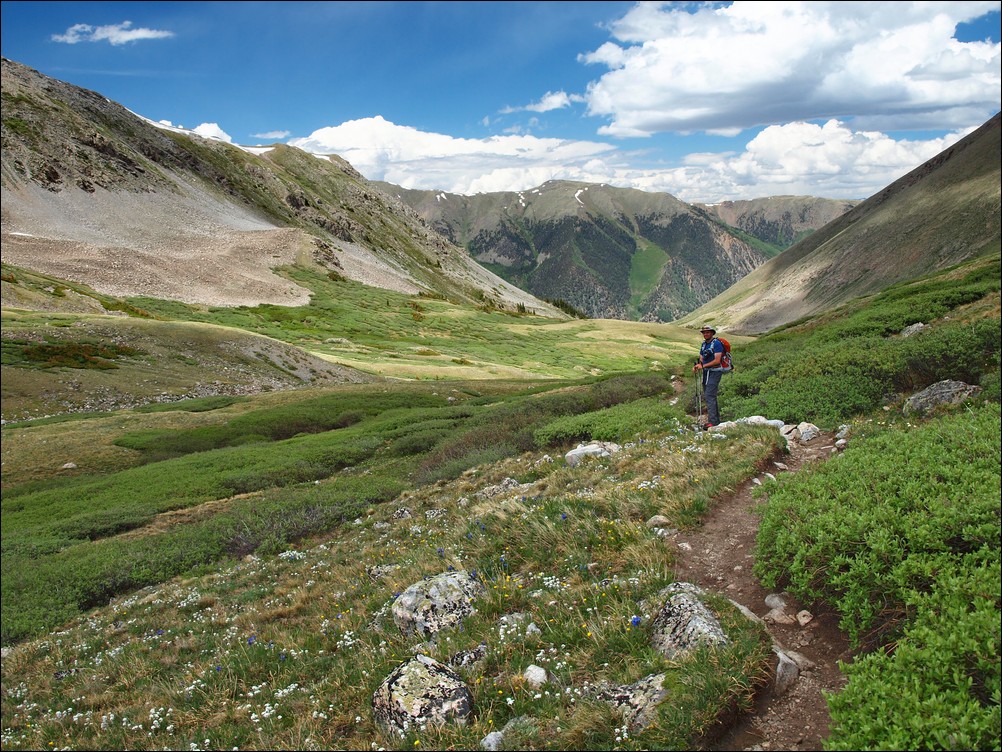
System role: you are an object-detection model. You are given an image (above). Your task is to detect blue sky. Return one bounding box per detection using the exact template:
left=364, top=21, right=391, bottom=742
left=2, top=1, right=999, bottom=202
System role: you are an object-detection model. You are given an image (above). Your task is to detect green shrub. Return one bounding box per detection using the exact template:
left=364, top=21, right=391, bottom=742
left=980, top=363, right=1001, bottom=403
left=754, top=404, right=1001, bottom=646
left=413, top=373, right=669, bottom=483
left=534, top=396, right=685, bottom=446
left=898, top=318, right=1002, bottom=389
left=825, top=557, right=1001, bottom=751
left=115, top=393, right=446, bottom=459
left=134, top=396, right=246, bottom=413
left=753, top=402, right=1001, bottom=750
left=385, top=427, right=452, bottom=456
left=4, top=340, right=141, bottom=369
left=720, top=258, right=1001, bottom=427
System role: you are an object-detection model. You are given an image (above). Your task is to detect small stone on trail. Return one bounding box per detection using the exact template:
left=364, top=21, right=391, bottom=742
left=764, top=594, right=787, bottom=610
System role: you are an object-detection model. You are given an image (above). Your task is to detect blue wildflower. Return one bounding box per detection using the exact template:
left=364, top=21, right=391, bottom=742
left=631, top=615, right=642, bottom=627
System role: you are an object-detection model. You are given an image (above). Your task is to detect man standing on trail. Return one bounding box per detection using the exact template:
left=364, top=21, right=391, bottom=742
left=693, top=325, right=725, bottom=429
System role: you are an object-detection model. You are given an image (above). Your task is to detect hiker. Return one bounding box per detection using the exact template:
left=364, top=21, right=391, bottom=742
left=693, top=325, right=725, bottom=428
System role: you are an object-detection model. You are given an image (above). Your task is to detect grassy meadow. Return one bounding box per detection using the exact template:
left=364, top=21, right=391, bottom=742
left=1, top=253, right=1000, bottom=750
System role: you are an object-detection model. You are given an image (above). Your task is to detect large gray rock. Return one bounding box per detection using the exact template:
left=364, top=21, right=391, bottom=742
left=900, top=322, right=927, bottom=337
left=796, top=422, right=821, bottom=442
left=565, top=441, right=622, bottom=467
left=650, top=582, right=728, bottom=659
left=392, top=570, right=485, bottom=637
left=904, top=380, right=982, bottom=416
left=372, top=654, right=472, bottom=735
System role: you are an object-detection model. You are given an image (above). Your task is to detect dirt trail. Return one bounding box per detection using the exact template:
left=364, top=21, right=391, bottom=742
left=674, top=428, right=854, bottom=751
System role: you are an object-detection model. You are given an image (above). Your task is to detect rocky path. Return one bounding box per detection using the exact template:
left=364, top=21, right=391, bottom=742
left=673, top=430, right=854, bottom=751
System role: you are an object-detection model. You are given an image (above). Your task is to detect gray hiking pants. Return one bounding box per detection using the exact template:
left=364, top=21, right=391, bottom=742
left=702, top=369, right=723, bottom=425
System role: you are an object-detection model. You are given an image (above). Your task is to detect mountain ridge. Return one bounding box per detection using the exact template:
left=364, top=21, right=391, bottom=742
left=381, top=180, right=856, bottom=322
left=681, top=112, right=1002, bottom=334
left=0, top=57, right=559, bottom=317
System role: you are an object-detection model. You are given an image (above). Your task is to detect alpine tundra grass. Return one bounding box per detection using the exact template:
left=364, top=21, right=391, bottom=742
left=2, top=253, right=999, bottom=750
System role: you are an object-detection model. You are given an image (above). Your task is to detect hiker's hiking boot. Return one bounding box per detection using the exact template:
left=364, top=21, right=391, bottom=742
left=703, top=423, right=716, bottom=431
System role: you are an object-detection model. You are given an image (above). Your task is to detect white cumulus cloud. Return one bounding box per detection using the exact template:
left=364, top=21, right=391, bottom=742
left=579, top=0, right=1000, bottom=136
left=620, top=120, right=973, bottom=202
left=501, top=90, right=585, bottom=114
left=288, top=116, right=616, bottom=194
left=286, top=115, right=976, bottom=203
left=252, top=130, right=292, bottom=140
left=192, top=123, right=233, bottom=143
left=52, top=21, right=174, bottom=46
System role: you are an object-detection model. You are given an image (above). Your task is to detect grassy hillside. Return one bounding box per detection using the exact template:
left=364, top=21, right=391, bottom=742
left=1, top=259, right=703, bottom=422
left=1, top=57, right=555, bottom=315
left=1, top=255, right=999, bottom=751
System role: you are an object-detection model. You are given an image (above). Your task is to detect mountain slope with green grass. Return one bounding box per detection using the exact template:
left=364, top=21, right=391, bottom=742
left=1, top=57, right=558, bottom=316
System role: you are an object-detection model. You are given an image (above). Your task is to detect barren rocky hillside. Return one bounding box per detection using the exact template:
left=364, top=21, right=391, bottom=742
left=0, top=57, right=559, bottom=316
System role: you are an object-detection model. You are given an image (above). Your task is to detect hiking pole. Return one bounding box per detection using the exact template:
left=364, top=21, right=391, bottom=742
left=695, top=368, right=703, bottom=426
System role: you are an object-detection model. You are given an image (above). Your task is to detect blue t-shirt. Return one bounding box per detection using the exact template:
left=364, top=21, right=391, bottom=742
left=699, top=338, right=725, bottom=368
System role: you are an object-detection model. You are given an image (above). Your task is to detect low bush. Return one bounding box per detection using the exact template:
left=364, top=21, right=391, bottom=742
left=114, top=391, right=447, bottom=459
left=754, top=404, right=1000, bottom=646
left=825, top=557, right=1001, bottom=751
left=753, top=404, right=1000, bottom=750
left=414, top=373, right=670, bottom=483
left=720, top=261, right=1000, bottom=427
left=133, top=395, right=245, bottom=413
left=534, top=396, right=685, bottom=446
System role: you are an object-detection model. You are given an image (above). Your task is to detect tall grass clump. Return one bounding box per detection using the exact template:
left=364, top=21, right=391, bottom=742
left=753, top=403, right=1001, bottom=749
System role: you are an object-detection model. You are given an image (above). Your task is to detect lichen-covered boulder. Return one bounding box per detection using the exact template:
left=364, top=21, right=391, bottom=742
left=903, top=379, right=982, bottom=416
left=372, top=654, right=472, bottom=735
left=650, top=582, right=728, bottom=659
left=596, top=672, right=669, bottom=731
left=392, top=569, right=485, bottom=637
